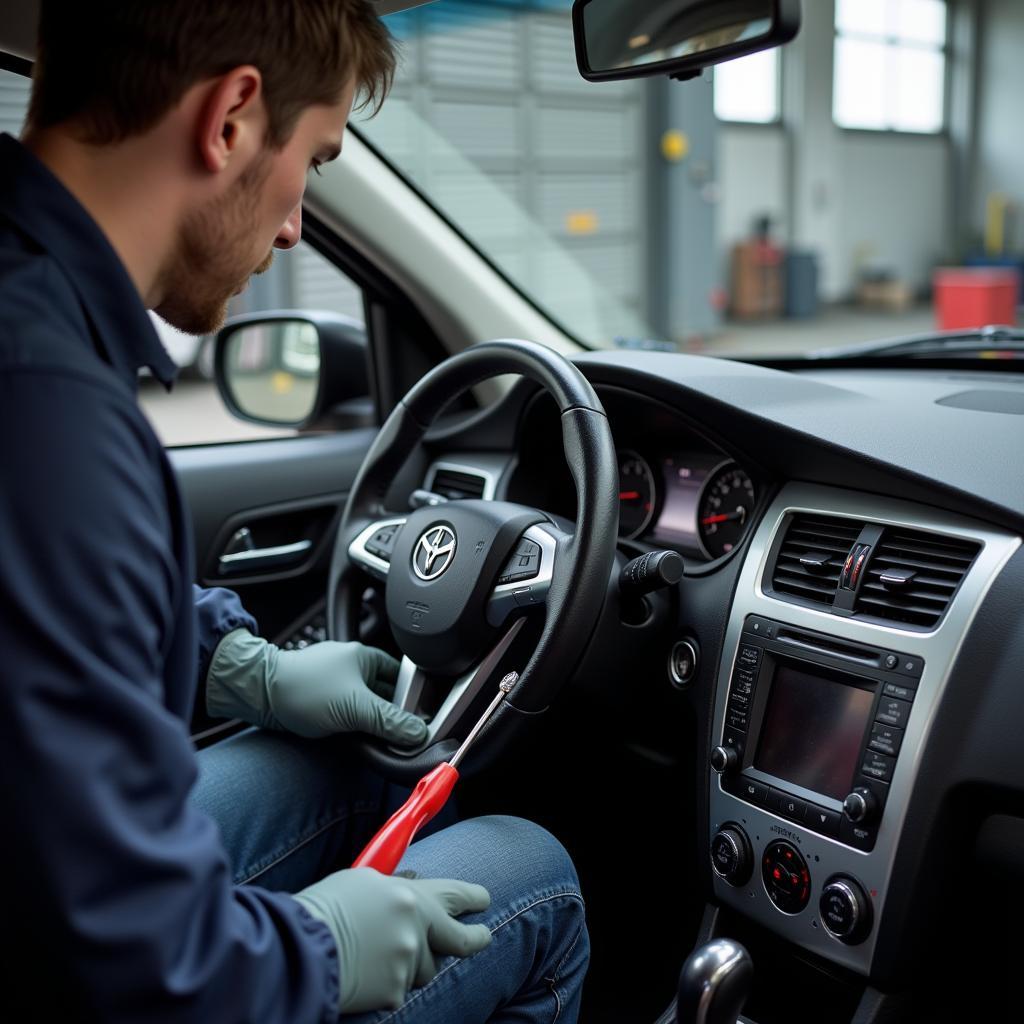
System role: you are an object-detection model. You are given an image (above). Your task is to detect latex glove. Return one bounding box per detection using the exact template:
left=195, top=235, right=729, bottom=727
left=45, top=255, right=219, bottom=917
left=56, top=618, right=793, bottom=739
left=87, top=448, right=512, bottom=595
left=206, top=628, right=427, bottom=745
left=293, top=867, right=492, bottom=1013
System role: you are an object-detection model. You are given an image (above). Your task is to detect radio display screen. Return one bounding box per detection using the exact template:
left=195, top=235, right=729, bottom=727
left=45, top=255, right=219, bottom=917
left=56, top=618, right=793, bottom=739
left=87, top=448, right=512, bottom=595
left=754, top=661, right=874, bottom=800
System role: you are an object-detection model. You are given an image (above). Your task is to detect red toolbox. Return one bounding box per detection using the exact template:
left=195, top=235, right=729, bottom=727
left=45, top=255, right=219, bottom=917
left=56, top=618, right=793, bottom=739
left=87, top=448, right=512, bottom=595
left=933, top=267, right=1019, bottom=330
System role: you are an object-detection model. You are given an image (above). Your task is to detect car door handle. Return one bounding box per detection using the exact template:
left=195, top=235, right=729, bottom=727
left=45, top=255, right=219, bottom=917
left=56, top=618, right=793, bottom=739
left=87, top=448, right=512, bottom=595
left=218, top=538, right=313, bottom=574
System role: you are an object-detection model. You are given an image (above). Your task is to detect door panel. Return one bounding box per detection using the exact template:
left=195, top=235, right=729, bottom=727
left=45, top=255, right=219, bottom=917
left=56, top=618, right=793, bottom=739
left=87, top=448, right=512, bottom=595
left=171, top=427, right=377, bottom=637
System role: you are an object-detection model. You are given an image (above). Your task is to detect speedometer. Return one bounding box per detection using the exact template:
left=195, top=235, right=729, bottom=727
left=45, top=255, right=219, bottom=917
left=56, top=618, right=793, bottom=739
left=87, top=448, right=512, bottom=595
left=697, top=463, right=755, bottom=558
left=617, top=449, right=656, bottom=539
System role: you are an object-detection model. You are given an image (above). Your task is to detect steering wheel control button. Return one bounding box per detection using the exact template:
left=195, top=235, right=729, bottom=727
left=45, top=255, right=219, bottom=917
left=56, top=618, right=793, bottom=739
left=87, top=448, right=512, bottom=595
left=668, top=639, right=698, bottom=688
left=860, top=749, right=896, bottom=783
left=767, top=789, right=807, bottom=823
left=868, top=722, right=904, bottom=758
left=497, top=538, right=542, bottom=585
left=711, top=825, right=753, bottom=886
left=710, top=745, right=739, bottom=775
left=820, top=877, right=872, bottom=944
left=804, top=803, right=841, bottom=838
left=365, top=524, right=401, bottom=561
left=762, top=841, right=811, bottom=914
left=876, top=696, right=912, bottom=728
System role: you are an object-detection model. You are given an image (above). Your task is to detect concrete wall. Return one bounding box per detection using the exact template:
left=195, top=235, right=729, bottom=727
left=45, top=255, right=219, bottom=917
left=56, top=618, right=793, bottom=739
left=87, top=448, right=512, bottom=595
left=715, top=0, right=952, bottom=301
left=973, top=0, right=1024, bottom=246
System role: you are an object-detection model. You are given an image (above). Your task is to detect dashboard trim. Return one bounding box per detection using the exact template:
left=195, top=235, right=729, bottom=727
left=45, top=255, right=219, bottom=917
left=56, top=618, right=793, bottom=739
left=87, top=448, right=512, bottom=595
left=709, top=482, right=1020, bottom=977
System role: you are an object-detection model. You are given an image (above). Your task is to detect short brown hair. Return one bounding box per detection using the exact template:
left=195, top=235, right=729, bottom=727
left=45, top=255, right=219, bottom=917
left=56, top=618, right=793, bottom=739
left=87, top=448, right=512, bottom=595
left=28, top=0, right=396, bottom=146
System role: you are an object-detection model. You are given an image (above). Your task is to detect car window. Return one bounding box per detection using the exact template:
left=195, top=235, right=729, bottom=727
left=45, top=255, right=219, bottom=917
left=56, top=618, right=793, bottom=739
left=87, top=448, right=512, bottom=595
left=0, top=67, right=369, bottom=447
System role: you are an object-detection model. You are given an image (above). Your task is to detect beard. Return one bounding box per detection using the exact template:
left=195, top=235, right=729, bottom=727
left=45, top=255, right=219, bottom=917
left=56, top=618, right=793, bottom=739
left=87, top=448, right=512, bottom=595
left=153, top=152, right=276, bottom=336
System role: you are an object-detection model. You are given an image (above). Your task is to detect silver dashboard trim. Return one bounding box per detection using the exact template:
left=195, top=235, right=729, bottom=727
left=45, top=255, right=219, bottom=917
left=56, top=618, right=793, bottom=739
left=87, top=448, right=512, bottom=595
left=347, top=517, right=408, bottom=580
left=710, top=481, right=1020, bottom=976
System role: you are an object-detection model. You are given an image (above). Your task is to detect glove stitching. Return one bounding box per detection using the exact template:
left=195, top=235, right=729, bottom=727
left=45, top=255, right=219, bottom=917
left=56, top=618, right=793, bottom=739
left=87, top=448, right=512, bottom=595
left=372, top=890, right=585, bottom=1024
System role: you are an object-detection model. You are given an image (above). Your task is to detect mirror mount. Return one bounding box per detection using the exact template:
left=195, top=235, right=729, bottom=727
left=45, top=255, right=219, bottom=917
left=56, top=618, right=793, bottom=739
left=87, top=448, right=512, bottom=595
left=572, top=0, right=800, bottom=84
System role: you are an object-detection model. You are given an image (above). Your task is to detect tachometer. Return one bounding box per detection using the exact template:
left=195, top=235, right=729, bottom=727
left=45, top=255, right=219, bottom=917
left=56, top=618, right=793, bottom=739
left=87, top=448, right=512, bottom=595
left=617, top=449, right=656, bottom=539
left=697, top=463, right=755, bottom=558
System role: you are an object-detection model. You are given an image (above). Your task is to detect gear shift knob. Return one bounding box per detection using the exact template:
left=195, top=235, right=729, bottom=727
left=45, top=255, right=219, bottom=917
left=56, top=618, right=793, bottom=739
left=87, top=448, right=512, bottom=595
left=676, top=939, right=753, bottom=1024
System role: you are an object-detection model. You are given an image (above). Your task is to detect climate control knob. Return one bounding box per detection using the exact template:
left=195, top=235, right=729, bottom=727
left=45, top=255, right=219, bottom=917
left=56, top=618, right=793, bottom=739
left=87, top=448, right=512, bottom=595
left=710, top=825, right=752, bottom=886
left=820, top=876, right=872, bottom=944
left=710, top=745, right=739, bottom=774
left=843, top=786, right=878, bottom=824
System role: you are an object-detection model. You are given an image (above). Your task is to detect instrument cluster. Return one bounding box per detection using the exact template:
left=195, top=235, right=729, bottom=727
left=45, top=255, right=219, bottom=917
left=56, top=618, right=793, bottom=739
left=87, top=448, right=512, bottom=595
left=615, top=448, right=756, bottom=559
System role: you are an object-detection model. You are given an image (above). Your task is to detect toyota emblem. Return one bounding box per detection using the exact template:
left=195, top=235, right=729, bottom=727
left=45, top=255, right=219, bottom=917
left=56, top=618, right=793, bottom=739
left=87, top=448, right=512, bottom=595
left=413, top=525, right=457, bottom=581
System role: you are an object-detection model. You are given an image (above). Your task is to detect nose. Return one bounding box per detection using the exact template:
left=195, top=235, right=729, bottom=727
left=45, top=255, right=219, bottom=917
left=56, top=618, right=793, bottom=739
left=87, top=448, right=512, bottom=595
left=274, top=205, right=302, bottom=250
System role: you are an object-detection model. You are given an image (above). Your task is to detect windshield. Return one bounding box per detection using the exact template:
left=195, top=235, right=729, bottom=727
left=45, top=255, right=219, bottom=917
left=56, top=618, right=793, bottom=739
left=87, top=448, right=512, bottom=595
left=358, top=0, right=1009, bottom=359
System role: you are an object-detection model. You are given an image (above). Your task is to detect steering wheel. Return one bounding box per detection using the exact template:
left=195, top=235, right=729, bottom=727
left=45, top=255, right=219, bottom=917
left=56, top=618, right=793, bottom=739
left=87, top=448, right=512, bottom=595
left=326, top=339, right=618, bottom=784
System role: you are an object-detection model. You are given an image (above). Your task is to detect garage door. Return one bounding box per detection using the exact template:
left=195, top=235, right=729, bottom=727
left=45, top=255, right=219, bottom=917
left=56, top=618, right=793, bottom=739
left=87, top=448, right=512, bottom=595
left=368, top=0, right=647, bottom=333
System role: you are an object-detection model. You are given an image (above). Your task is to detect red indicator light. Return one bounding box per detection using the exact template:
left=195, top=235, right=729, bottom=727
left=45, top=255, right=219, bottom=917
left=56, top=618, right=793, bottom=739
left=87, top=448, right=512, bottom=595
left=618, top=491, right=640, bottom=501
left=790, top=873, right=799, bottom=886
left=773, top=867, right=782, bottom=880
left=785, top=850, right=793, bottom=860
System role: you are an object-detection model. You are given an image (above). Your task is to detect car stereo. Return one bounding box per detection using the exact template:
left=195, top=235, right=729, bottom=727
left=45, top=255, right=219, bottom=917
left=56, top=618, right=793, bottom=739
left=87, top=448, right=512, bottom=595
left=713, top=614, right=923, bottom=853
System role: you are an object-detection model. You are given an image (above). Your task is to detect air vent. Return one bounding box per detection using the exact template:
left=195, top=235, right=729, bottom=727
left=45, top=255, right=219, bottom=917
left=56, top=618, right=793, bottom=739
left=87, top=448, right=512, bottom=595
left=856, top=528, right=980, bottom=629
left=429, top=467, right=488, bottom=501
left=768, top=513, right=863, bottom=608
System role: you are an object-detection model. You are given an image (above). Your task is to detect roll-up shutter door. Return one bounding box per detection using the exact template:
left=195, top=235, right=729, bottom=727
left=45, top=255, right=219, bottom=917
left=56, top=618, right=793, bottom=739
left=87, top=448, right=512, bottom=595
left=376, top=0, right=646, bottom=326
left=0, top=69, right=31, bottom=138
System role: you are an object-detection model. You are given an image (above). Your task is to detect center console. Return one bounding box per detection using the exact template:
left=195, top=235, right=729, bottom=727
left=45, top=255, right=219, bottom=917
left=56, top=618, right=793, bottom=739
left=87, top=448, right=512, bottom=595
left=708, top=483, right=1018, bottom=977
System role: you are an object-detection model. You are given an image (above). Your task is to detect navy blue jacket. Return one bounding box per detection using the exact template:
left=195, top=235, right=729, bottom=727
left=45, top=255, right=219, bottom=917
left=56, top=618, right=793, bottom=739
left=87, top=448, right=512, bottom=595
left=0, top=134, right=339, bottom=1020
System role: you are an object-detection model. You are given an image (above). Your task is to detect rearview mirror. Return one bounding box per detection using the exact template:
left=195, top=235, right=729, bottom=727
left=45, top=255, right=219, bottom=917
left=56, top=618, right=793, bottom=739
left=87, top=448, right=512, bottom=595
left=572, top=0, right=800, bottom=83
left=214, top=311, right=371, bottom=430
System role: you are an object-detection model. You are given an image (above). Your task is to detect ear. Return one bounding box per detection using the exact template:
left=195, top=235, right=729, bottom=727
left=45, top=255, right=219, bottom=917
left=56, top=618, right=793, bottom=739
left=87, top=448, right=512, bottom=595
left=194, top=66, right=265, bottom=174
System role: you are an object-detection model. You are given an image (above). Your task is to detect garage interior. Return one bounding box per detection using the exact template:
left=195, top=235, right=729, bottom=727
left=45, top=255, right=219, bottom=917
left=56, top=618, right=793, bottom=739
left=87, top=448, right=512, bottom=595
left=1, top=0, right=1021, bottom=431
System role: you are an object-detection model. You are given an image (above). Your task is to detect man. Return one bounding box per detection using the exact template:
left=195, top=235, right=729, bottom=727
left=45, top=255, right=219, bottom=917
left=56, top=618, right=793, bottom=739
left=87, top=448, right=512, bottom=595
left=0, top=1, right=588, bottom=1020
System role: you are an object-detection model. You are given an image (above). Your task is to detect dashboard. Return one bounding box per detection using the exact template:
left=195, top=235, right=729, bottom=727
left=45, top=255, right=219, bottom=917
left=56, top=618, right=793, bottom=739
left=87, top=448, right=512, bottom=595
left=504, top=386, right=760, bottom=562
left=415, top=351, right=1024, bottom=1019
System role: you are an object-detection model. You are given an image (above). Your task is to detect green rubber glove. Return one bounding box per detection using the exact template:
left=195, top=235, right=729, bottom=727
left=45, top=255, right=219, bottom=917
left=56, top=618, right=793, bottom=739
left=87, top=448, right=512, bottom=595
left=294, top=867, right=492, bottom=1013
left=206, top=628, right=427, bottom=745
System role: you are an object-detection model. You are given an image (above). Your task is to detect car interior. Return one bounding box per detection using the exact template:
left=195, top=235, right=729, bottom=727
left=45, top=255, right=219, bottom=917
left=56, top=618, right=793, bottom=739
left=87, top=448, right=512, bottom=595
left=3, top=0, right=1024, bottom=1021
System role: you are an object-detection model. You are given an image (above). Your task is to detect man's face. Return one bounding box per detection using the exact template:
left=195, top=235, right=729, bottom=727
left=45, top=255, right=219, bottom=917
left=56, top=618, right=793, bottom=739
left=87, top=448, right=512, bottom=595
left=155, top=80, right=355, bottom=335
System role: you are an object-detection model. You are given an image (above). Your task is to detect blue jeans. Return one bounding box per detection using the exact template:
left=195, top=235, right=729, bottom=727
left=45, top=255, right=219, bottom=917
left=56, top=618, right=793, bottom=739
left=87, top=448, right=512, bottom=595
left=191, top=728, right=589, bottom=1023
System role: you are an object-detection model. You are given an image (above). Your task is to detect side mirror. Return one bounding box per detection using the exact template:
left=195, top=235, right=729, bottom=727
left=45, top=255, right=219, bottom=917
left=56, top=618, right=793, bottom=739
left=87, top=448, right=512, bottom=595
left=572, top=0, right=800, bottom=83
left=214, top=311, right=371, bottom=431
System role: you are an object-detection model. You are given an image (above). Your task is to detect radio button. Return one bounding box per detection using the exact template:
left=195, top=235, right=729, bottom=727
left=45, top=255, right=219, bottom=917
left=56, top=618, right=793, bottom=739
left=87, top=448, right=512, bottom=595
left=767, top=789, right=806, bottom=822
left=861, top=749, right=896, bottom=783
left=883, top=682, right=914, bottom=701
left=804, top=804, right=841, bottom=837
left=726, top=709, right=749, bottom=730
left=744, top=615, right=775, bottom=639
left=895, top=655, right=924, bottom=678
left=868, top=722, right=903, bottom=758
left=883, top=653, right=899, bottom=670
left=722, top=726, right=746, bottom=757
left=738, top=777, right=769, bottom=805
left=728, top=690, right=751, bottom=711
left=840, top=817, right=877, bottom=851
left=737, top=645, right=761, bottom=669
left=876, top=696, right=911, bottom=728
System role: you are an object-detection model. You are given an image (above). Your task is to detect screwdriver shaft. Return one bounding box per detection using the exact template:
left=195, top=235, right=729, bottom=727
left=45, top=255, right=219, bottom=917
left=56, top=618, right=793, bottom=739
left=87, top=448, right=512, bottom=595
left=448, top=671, right=519, bottom=770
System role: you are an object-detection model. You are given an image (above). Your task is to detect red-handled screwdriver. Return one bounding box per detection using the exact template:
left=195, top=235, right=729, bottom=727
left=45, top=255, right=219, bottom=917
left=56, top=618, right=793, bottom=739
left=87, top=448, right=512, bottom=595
left=352, top=670, right=520, bottom=874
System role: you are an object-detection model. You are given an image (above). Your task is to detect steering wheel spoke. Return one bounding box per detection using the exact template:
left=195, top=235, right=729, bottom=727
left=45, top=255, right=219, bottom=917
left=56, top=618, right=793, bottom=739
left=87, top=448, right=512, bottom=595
left=347, top=517, right=408, bottom=581
left=387, top=616, right=528, bottom=756
left=486, top=523, right=562, bottom=627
